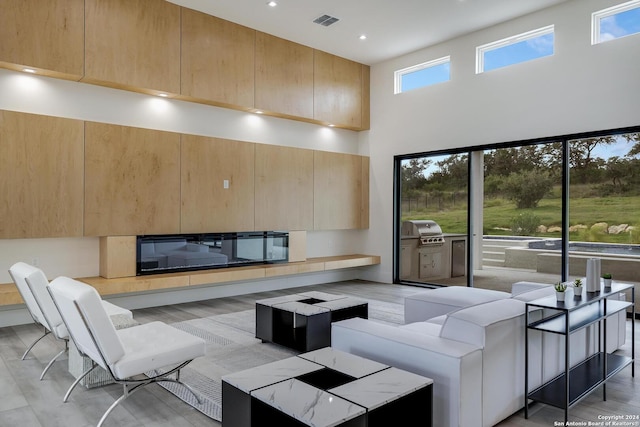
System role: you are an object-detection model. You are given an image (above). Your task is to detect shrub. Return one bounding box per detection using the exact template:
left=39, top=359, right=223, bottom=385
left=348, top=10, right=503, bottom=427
left=502, top=170, right=554, bottom=208
left=510, top=212, right=541, bottom=236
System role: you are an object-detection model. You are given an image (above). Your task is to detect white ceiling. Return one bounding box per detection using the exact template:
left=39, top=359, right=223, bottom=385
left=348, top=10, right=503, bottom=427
left=168, top=0, right=570, bottom=65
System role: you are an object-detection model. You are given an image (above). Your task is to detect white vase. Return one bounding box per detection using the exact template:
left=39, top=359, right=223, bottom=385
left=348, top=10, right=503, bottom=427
left=574, top=287, right=582, bottom=298
left=556, top=291, right=565, bottom=302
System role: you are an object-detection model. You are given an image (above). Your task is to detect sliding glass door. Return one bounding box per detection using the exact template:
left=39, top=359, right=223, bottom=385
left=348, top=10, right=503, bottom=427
left=474, top=143, right=563, bottom=292
left=394, top=126, right=640, bottom=290
left=567, top=131, right=640, bottom=282
left=397, top=153, right=469, bottom=286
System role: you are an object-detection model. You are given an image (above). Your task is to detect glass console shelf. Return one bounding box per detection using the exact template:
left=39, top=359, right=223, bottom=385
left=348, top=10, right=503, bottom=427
left=524, top=281, right=635, bottom=423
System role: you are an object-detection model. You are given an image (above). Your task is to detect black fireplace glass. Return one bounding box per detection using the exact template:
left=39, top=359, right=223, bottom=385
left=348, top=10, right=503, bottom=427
left=136, top=231, right=288, bottom=275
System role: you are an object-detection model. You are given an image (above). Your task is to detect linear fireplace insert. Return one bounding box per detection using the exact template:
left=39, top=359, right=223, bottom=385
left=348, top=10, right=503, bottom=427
left=136, top=231, right=289, bottom=276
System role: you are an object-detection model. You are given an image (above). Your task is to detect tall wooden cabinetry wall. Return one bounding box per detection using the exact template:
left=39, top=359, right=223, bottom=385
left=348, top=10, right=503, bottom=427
left=0, top=0, right=369, bottom=130
left=0, top=110, right=370, bottom=239
left=0, top=0, right=371, bottom=240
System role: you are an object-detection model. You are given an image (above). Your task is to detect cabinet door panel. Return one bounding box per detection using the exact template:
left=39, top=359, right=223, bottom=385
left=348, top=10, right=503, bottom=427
left=255, top=33, right=314, bottom=119
left=314, top=151, right=367, bottom=230
left=0, top=111, right=84, bottom=238
left=84, top=123, right=180, bottom=236
left=181, top=10, right=255, bottom=107
left=0, top=0, right=84, bottom=77
left=255, top=145, right=313, bottom=231
left=314, top=51, right=363, bottom=129
left=181, top=135, right=255, bottom=232
left=84, top=0, right=181, bottom=93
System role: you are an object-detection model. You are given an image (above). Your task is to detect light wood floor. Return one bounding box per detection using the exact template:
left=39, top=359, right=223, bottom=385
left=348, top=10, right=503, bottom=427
left=0, top=280, right=637, bottom=427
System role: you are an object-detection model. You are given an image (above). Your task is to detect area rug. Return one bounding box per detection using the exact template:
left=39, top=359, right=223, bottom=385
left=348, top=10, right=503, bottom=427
left=157, top=299, right=404, bottom=421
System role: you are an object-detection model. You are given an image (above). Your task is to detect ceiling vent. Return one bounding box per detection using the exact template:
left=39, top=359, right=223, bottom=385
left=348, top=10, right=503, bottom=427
left=313, top=14, right=340, bottom=27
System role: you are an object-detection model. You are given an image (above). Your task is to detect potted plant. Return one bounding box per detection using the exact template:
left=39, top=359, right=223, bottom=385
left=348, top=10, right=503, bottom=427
left=554, top=282, right=567, bottom=302
left=573, top=278, right=583, bottom=298
left=602, top=273, right=612, bottom=289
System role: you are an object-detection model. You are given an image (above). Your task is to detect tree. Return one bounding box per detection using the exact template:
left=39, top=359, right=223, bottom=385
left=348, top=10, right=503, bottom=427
left=429, top=154, right=468, bottom=190
left=570, top=136, right=615, bottom=184
left=401, top=158, right=431, bottom=196
left=625, top=132, right=640, bottom=157
left=502, top=170, right=554, bottom=208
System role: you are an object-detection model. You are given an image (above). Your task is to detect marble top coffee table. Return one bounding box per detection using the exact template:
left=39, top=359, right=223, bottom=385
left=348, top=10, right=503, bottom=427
left=255, top=291, right=368, bottom=352
left=222, top=347, right=433, bottom=427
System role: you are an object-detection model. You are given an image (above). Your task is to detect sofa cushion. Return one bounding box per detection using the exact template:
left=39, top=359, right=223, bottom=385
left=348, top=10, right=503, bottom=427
left=511, top=286, right=555, bottom=302
left=398, top=321, right=442, bottom=336
left=404, top=286, right=510, bottom=323
left=511, top=281, right=550, bottom=297
left=440, top=299, right=526, bottom=348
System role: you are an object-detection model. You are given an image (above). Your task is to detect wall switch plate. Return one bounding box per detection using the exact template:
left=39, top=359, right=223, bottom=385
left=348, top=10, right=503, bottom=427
left=223, top=179, right=229, bottom=189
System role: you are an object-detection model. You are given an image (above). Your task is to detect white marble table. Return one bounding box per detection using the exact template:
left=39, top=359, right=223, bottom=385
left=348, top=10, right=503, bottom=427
left=222, top=347, right=433, bottom=427
left=255, top=292, right=368, bottom=352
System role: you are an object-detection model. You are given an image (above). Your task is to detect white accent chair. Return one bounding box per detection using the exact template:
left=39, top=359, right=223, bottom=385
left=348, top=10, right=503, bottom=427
left=47, top=276, right=206, bottom=427
left=8, top=262, right=133, bottom=380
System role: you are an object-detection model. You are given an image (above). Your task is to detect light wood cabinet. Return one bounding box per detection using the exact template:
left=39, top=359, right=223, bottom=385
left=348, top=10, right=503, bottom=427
left=84, top=0, right=181, bottom=94
left=254, top=144, right=314, bottom=231
left=181, top=10, right=255, bottom=107
left=0, top=0, right=370, bottom=129
left=84, top=122, right=181, bottom=236
left=255, top=33, right=314, bottom=119
left=0, top=111, right=84, bottom=238
left=0, top=0, right=84, bottom=79
left=314, top=151, right=368, bottom=230
left=181, top=135, right=255, bottom=232
left=100, top=236, right=136, bottom=278
left=314, top=51, right=367, bottom=130
left=360, top=156, right=370, bottom=228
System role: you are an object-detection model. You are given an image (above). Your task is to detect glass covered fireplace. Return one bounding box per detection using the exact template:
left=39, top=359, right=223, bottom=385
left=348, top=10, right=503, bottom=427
left=136, top=231, right=289, bottom=275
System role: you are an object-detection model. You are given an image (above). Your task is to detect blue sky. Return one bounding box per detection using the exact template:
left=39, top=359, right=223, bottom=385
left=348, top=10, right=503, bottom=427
left=484, top=33, right=554, bottom=72
left=600, top=7, right=640, bottom=41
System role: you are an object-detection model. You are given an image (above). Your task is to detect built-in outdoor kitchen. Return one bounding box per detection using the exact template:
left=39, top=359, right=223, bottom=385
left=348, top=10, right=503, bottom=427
left=400, top=220, right=467, bottom=282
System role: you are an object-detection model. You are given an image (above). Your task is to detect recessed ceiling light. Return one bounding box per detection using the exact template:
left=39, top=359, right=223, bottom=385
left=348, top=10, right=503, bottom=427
left=328, top=124, right=335, bottom=127
left=359, top=35, right=367, bottom=40
left=255, top=110, right=264, bottom=114
left=157, top=93, right=168, bottom=97
left=23, top=68, right=36, bottom=73
left=267, top=1, right=277, bottom=7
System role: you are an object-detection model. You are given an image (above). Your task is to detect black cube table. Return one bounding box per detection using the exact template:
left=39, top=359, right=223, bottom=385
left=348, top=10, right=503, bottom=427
left=255, top=291, right=368, bottom=352
left=222, top=347, right=433, bottom=427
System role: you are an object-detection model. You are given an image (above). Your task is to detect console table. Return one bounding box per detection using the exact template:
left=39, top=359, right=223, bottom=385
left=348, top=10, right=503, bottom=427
left=524, top=281, right=635, bottom=423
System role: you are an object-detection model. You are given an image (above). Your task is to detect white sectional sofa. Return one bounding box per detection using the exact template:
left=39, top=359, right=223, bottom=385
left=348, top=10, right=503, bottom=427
left=331, top=282, right=629, bottom=427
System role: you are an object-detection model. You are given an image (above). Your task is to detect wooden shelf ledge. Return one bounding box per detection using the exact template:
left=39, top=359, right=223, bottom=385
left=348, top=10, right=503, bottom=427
left=0, top=254, right=380, bottom=306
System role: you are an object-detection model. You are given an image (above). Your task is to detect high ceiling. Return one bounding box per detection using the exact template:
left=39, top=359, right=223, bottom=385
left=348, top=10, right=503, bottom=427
left=167, top=0, right=570, bottom=65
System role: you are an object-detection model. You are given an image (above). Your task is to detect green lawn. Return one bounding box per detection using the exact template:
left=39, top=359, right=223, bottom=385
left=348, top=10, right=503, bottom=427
left=402, top=195, right=640, bottom=243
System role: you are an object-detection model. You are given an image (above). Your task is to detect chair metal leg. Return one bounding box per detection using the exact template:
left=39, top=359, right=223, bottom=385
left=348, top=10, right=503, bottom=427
left=97, top=384, right=144, bottom=427
left=64, top=363, right=98, bottom=403
left=21, top=328, right=50, bottom=360
left=39, top=346, right=67, bottom=380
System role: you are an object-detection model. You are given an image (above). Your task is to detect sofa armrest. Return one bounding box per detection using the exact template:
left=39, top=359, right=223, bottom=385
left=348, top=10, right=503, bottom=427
left=332, top=317, right=482, bottom=427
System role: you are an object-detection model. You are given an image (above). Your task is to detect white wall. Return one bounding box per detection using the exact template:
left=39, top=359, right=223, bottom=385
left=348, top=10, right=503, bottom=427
left=0, top=69, right=366, bottom=284
left=360, top=0, right=640, bottom=283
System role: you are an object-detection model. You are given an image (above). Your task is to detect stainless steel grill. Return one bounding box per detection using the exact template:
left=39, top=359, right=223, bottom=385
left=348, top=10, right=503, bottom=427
left=401, top=220, right=445, bottom=246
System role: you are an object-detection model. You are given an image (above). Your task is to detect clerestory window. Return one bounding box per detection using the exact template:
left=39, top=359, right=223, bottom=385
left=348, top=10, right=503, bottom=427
left=394, top=56, right=450, bottom=94
left=476, top=25, right=554, bottom=74
left=592, top=0, right=640, bottom=44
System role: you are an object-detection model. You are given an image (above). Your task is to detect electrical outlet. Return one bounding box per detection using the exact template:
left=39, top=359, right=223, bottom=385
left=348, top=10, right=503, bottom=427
left=223, top=179, right=229, bottom=189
